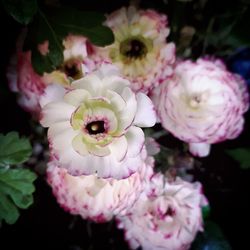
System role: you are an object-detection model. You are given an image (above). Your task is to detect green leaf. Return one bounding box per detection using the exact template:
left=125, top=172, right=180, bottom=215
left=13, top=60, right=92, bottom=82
left=226, top=148, right=250, bottom=169
left=45, top=8, right=114, bottom=46
left=0, top=132, right=32, bottom=167
left=2, top=0, right=38, bottom=25
left=191, top=221, right=232, bottom=250
left=24, top=10, right=64, bottom=75
left=0, top=168, right=37, bottom=224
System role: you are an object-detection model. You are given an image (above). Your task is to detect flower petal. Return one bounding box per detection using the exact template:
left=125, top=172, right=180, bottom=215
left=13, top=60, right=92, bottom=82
left=189, top=142, right=211, bottom=157
left=64, top=89, right=91, bottom=107
left=40, top=84, right=66, bottom=108
left=72, top=134, right=89, bottom=156
left=126, top=126, right=145, bottom=158
left=134, top=93, right=156, bottom=127
left=71, top=74, right=102, bottom=96
left=41, top=101, right=75, bottom=127
left=108, top=136, right=128, bottom=162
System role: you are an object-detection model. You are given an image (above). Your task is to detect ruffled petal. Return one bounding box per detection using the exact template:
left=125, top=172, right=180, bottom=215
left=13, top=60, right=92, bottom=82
left=41, top=102, right=75, bottom=127
left=134, top=92, right=156, bottom=127
left=126, top=126, right=145, bottom=158
left=108, top=136, right=128, bottom=161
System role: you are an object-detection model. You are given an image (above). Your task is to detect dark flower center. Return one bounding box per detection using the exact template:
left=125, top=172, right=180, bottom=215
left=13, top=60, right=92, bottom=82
left=61, top=59, right=83, bottom=79
left=86, top=121, right=105, bottom=135
left=165, top=207, right=175, bottom=217
left=120, top=38, right=147, bottom=59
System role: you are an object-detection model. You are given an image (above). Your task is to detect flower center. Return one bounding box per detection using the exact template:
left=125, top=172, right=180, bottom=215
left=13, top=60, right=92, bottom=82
left=120, top=38, right=147, bottom=59
left=61, top=59, right=83, bottom=80
left=86, top=121, right=105, bottom=135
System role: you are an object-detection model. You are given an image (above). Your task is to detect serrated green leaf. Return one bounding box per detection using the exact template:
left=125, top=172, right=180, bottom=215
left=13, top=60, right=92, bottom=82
left=0, top=132, right=32, bottom=167
left=0, top=191, right=20, bottom=224
left=2, top=0, right=38, bottom=25
left=0, top=168, right=37, bottom=224
left=191, top=221, right=232, bottom=250
left=226, top=148, right=250, bottom=169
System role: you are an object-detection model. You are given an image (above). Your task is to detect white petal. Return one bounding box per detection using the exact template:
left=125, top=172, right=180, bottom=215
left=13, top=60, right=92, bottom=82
left=40, top=84, right=66, bottom=108
left=87, top=144, right=111, bottom=157
left=134, top=93, right=156, bottom=127
left=64, top=89, right=91, bottom=107
left=72, top=134, right=89, bottom=156
left=106, top=90, right=126, bottom=112
left=126, top=126, right=145, bottom=157
left=119, top=87, right=137, bottom=130
left=108, top=136, right=128, bottom=162
left=189, top=142, right=211, bottom=157
left=71, top=74, right=102, bottom=96
left=48, top=121, right=78, bottom=153
left=102, top=75, right=130, bottom=94
left=41, top=101, right=75, bottom=127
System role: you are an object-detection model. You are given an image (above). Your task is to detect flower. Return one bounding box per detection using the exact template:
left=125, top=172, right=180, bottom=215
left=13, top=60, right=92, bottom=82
left=7, top=35, right=96, bottom=116
left=153, top=58, right=249, bottom=157
left=46, top=149, right=154, bottom=222
left=117, top=175, right=206, bottom=250
left=40, top=64, right=156, bottom=179
left=95, top=6, right=175, bottom=93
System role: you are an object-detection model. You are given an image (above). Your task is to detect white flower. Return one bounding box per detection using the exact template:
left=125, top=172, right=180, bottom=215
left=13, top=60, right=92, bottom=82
left=40, top=64, right=156, bottom=179
left=7, top=35, right=96, bottom=116
left=46, top=149, right=154, bottom=222
left=153, top=58, right=249, bottom=157
left=95, top=6, right=175, bottom=93
left=117, top=175, right=206, bottom=250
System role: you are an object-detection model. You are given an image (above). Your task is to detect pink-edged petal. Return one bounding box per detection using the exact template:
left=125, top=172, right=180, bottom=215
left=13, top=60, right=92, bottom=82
left=108, top=136, right=128, bottom=162
left=71, top=74, right=102, bottom=95
left=40, top=84, right=66, bottom=108
left=72, top=134, right=89, bottom=156
left=126, top=126, right=145, bottom=158
left=40, top=101, right=75, bottom=127
left=64, top=89, right=91, bottom=107
left=189, top=142, right=211, bottom=157
left=134, top=93, right=156, bottom=127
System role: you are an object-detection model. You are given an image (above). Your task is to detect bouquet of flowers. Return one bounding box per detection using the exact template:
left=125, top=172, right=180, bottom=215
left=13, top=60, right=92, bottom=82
left=1, top=0, right=250, bottom=249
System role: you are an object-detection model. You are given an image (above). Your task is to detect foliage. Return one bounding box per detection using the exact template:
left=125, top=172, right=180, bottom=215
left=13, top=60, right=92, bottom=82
left=227, top=148, right=250, bottom=169
left=0, top=132, right=36, bottom=225
left=0, top=132, right=32, bottom=167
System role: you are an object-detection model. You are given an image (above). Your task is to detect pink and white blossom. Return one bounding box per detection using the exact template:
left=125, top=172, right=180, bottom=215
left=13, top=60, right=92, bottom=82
left=7, top=35, right=97, bottom=116
left=40, top=64, right=156, bottom=179
left=117, top=175, right=206, bottom=250
left=153, top=58, right=249, bottom=157
left=94, top=6, right=175, bottom=93
left=46, top=149, right=154, bottom=222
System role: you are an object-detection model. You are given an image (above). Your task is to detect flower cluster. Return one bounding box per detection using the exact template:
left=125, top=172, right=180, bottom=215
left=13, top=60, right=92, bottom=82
left=8, top=4, right=249, bottom=250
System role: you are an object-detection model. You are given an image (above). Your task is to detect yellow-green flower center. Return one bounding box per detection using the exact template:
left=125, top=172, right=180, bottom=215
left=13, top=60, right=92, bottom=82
left=120, top=38, right=147, bottom=60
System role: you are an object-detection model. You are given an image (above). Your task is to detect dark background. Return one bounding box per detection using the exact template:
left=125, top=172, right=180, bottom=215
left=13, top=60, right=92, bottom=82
left=0, top=1, right=250, bottom=249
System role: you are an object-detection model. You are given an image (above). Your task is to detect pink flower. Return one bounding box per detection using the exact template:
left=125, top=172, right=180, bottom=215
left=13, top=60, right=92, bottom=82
left=153, top=58, right=249, bottom=157
left=117, top=175, right=206, bottom=250
left=7, top=35, right=97, bottom=116
left=94, top=6, right=175, bottom=93
left=46, top=149, right=154, bottom=222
